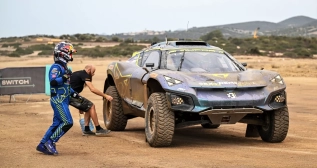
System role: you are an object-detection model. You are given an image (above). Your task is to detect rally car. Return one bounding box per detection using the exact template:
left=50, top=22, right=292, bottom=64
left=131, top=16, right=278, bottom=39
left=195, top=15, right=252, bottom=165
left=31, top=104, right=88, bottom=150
left=103, top=41, right=289, bottom=147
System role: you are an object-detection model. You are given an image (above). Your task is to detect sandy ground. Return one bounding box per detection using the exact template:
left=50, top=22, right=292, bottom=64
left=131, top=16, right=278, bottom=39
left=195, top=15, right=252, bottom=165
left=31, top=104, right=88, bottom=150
left=0, top=56, right=317, bottom=168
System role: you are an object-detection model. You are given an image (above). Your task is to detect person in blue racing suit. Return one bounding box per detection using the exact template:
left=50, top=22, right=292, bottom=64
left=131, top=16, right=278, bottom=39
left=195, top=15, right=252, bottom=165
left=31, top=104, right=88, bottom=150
left=36, top=41, right=78, bottom=155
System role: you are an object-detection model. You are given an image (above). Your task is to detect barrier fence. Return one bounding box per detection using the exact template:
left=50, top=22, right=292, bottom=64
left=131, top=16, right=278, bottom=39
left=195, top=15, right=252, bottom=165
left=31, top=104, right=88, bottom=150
left=0, top=66, right=71, bottom=102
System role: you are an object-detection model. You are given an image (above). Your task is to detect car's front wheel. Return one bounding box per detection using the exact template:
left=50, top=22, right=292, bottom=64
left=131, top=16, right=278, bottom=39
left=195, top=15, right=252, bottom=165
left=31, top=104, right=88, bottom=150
left=257, top=107, right=289, bottom=142
left=145, top=93, right=175, bottom=147
left=103, top=86, right=127, bottom=131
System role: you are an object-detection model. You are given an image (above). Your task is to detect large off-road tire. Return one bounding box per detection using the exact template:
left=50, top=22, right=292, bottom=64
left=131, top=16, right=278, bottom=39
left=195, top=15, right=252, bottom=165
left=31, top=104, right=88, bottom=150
left=201, top=123, right=220, bottom=129
left=103, top=86, right=127, bottom=131
left=257, top=107, right=289, bottom=142
left=145, top=93, right=175, bottom=147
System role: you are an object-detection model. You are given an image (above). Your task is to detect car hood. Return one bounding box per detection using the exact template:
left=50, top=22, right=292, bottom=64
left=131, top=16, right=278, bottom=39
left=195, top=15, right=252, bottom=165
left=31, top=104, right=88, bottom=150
left=154, top=69, right=278, bottom=89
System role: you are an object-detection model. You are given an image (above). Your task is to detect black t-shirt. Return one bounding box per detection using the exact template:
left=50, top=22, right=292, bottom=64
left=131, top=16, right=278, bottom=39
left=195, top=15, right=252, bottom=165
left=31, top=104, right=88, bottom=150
left=70, top=70, right=92, bottom=93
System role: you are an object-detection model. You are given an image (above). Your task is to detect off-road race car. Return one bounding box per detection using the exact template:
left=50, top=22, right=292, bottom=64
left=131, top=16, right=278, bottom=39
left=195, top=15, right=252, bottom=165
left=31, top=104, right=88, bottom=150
left=103, top=41, right=289, bottom=147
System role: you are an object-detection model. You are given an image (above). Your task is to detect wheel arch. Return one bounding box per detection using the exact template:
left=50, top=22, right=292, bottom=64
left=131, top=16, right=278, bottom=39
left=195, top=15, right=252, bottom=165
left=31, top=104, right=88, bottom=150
left=143, top=78, right=165, bottom=110
left=147, top=78, right=165, bottom=97
left=104, top=74, right=115, bottom=94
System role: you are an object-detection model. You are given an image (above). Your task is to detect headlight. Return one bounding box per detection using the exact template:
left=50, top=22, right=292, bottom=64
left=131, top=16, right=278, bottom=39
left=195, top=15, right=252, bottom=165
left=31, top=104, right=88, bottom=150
left=269, top=91, right=287, bottom=109
left=271, top=75, right=284, bottom=85
left=274, top=94, right=286, bottom=103
left=171, top=95, right=184, bottom=105
left=166, top=93, right=194, bottom=111
left=164, top=76, right=183, bottom=86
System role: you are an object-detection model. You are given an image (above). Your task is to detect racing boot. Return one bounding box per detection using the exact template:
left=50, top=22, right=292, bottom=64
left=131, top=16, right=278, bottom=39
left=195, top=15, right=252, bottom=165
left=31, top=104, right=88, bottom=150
left=36, top=143, right=54, bottom=155
left=44, top=139, right=58, bottom=155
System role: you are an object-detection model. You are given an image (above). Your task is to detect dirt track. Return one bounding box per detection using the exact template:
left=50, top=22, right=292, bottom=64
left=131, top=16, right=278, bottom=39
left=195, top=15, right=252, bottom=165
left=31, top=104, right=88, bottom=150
left=0, top=56, right=317, bottom=168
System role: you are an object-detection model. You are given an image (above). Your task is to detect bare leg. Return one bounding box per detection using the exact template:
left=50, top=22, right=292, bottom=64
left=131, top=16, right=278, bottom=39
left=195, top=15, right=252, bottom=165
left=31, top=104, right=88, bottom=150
left=84, top=104, right=100, bottom=126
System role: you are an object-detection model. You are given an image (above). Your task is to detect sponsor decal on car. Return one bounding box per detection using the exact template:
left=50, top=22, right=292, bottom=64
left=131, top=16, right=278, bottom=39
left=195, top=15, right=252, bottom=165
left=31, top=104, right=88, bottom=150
left=211, top=73, right=229, bottom=78
left=227, top=92, right=237, bottom=99
left=198, top=82, right=221, bottom=86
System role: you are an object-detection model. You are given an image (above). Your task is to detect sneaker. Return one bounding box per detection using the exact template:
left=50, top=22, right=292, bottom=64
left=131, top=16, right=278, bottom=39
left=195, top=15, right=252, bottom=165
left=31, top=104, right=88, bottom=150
left=95, top=128, right=111, bottom=137
left=44, top=140, right=58, bottom=155
left=82, top=130, right=95, bottom=136
left=36, top=143, right=54, bottom=155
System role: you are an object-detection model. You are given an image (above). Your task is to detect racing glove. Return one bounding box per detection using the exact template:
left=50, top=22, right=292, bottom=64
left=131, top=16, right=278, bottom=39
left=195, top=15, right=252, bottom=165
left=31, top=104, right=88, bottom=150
left=62, top=74, right=69, bottom=82
left=62, top=68, right=72, bottom=82
left=66, top=68, right=72, bottom=76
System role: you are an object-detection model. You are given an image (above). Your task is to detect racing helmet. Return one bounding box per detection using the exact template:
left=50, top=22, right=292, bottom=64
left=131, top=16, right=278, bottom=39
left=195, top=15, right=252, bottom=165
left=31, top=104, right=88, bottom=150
left=53, top=41, right=77, bottom=63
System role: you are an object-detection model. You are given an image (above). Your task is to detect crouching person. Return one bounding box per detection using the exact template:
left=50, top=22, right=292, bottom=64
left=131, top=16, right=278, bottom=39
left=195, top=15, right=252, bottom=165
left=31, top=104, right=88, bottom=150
left=69, top=65, right=113, bottom=136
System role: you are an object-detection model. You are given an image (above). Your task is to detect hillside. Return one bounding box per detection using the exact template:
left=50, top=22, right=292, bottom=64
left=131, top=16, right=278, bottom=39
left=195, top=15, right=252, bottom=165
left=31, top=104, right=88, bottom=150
left=104, top=15, right=317, bottom=40
left=269, top=19, right=317, bottom=37
left=278, top=16, right=317, bottom=27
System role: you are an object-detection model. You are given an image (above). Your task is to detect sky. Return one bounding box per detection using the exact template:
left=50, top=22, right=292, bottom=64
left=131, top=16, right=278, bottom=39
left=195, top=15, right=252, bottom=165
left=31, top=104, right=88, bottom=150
left=0, top=0, right=316, bottom=38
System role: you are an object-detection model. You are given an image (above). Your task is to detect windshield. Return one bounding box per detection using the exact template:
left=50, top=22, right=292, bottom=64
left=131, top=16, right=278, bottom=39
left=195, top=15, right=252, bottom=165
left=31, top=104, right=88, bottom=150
left=166, top=51, right=241, bottom=73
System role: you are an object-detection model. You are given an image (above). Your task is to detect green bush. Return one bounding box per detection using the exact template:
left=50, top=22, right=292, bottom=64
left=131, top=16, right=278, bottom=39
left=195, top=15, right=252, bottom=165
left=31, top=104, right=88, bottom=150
left=199, top=31, right=317, bottom=57
left=95, top=36, right=108, bottom=42
left=1, top=43, right=22, bottom=48
left=38, top=50, right=53, bottom=55
left=8, top=52, right=20, bottom=57
left=111, top=36, right=119, bottom=42
left=24, top=38, right=31, bottom=42
left=248, top=46, right=261, bottom=55
left=230, top=38, right=244, bottom=45
left=0, top=37, right=17, bottom=42
left=0, top=50, right=9, bottom=56
left=13, top=47, right=33, bottom=55
left=124, top=38, right=134, bottom=43
left=28, top=44, right=54, bottom=51
left=294, top=48, right=311, bottom=57
left=201, top=30, right=224, bottom=41
left=78, top=44, right=145, bottom=57
left=283, top=52, right=298, bottom=57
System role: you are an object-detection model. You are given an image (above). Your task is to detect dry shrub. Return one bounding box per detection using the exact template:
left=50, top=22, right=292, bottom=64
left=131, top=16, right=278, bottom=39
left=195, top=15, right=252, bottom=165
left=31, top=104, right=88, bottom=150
left=271, top=64, right=279, bottom=68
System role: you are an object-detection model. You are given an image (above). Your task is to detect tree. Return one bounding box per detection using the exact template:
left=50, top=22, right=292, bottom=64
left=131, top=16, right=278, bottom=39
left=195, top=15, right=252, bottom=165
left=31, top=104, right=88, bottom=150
left=230, top=38, right=243, bottom=45
left=111, top=36, right=119, bottom=42
left=96, top=36, right=107, bottom=42
left=200, top=30, right=224, bottom=41
left=152, top=36, right=160, bottom=42
left=124, top=38, right=134, bottom=43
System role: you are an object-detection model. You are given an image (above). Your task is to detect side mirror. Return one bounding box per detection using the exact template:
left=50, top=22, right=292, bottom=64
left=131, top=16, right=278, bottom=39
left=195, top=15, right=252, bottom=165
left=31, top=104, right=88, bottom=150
left=241, top=63, right=247, bottom=67
left=146, top=63, right=154, bottom=68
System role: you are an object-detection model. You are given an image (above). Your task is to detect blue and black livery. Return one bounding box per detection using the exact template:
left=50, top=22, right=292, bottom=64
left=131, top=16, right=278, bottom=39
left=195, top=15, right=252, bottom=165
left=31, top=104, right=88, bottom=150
left=103, top=41, right=289, bottom=147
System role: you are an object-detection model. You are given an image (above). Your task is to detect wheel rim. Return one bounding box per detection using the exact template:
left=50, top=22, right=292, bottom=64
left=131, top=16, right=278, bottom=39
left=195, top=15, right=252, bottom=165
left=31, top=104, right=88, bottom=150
left=148, top=107, right=155, bottom=134
left=106, top=100, right=112, bottom=125
left=262, top=113, right=270, bottom=131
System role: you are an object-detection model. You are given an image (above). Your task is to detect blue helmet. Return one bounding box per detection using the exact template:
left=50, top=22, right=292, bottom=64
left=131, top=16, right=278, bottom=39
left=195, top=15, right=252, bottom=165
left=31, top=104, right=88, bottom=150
left=53, top=42, right=76, bottom=63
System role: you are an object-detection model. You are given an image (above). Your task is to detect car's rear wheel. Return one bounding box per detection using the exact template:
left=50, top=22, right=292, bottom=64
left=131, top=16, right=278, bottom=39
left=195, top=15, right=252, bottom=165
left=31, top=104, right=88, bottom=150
left=145, top=93, right=175, bottom=147
left=103, top=86, right=127, bottom=131
left=257, top=107, right=289, bottom=142
left=201, top=123, right=220, bottom=129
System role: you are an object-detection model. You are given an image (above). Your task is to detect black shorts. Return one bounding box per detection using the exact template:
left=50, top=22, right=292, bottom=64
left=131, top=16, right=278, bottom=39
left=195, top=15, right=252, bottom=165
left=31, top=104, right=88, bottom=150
left=69, top=96, right=93, bottom=112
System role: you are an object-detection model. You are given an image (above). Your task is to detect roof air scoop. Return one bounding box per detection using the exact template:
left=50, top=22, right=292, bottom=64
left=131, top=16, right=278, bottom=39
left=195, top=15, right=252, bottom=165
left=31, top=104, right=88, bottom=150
left=175, top=41, right=208, bottom=46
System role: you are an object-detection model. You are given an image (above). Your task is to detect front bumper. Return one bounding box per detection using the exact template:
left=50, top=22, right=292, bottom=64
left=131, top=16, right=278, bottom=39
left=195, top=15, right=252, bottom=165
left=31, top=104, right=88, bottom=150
left=166, top=89, right=287, bottom=113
